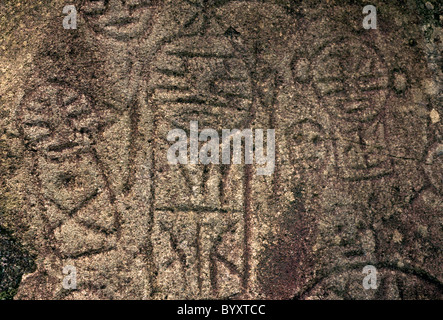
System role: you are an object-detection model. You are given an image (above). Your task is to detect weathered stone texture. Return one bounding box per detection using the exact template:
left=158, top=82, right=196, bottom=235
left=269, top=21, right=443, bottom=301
left=0, top=0, right=441, bottom=299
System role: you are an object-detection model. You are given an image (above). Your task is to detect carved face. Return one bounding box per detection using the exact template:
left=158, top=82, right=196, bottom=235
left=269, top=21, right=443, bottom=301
left=82, top=0, right=160, bottom=41
left=310, top=39, right=389, bottom=123
left=19, top=85, right=99, bottom=160
left=19, top=85, right=107, bottom=214
left=150, top=35, right=253, bottom=130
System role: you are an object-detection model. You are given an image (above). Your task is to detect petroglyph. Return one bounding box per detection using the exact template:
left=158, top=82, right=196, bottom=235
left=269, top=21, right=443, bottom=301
left=0, top=1, right=441, bottom=300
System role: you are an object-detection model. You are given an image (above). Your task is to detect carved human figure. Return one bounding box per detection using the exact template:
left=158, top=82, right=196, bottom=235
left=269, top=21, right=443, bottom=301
left=148, top=11, right=254, bottom=298
left=288, top=35, right=394, bottom=277
left=309, top=39, right=391, bottom=181
left=17, top=84, right=120, bottom=298
left=80, top=0, right=165, bottom=193
left=285, top=10, right=443, bottom=297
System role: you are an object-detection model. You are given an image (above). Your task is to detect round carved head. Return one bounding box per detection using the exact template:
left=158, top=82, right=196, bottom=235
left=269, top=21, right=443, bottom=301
left=294, top=38, right=389, bottom=123
left=18, top=85, right=101, bottom=160
left=81, top=0, right=161, bottom=41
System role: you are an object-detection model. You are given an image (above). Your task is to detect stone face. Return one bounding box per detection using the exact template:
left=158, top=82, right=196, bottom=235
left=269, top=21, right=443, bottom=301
left=0, top=0, right=441, bottom=300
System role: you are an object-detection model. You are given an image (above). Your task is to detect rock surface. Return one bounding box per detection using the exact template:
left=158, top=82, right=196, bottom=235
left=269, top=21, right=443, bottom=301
left=0, top=0, right=441, bottom=299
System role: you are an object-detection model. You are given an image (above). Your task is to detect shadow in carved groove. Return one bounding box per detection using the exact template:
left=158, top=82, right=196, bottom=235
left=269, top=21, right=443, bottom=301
left=148, top=1, right=263, bottom=299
